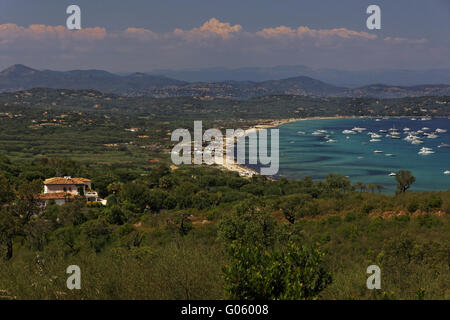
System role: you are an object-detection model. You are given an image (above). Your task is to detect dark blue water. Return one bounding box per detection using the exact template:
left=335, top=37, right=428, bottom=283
left=265, top=118, right=450, bottom=192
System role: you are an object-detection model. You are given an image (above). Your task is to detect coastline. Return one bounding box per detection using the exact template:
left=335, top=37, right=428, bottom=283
left=218, top=116, right=351, bottom=177
left=218, top=115, right=444, bottom=178
left=219, top=118, right=300, bottom=178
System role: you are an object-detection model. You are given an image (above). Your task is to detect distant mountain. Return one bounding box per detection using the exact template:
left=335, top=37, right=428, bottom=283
left=149, top=77, right=450, bottom=99
left=1, top=64, right=39, bottom=77
left=0, top=65, right=186, bottom=95
left=150, top=65, right=450, bottom=88
left=146, top=76, right=346, bottom=99
left=259, top=76, right=345, bottom=95
left=348, top=84, right=450, bottom=99
left=1, top=65, right=450, bottom=99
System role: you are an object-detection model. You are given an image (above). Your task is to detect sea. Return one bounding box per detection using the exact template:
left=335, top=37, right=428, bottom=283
left=246, top=117, right=450, bottom=193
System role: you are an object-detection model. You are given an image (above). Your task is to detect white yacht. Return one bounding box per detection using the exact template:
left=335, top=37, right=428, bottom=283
left=389, top=172, right=397, bottom=176
left=418, top=147, right=435, bottom=155
left=444, top=170, right=450, bottom=175
left=374, top=150, right=383, bottom=153
left=435, top=128, right=447, bottom=133
left=404, top=135, right=419, bottom=141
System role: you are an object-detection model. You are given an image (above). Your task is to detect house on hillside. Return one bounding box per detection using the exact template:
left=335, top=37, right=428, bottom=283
left=39, top=176, right=106, bottom=206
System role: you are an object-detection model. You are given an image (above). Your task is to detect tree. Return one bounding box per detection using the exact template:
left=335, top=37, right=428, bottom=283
left=325, top=173, right=351, bottom=195
left=0, top=173, right=13, bottom=205
left=218, top=199, right=276, bottom=248
left=158, top=176, right=173, bottom=190
left=24, top=217, right=52, bottom=251
left=119, top=182, right=150, bottom=213
left=58, top=198, right=87, bottom=226
left=223, top=242, right=332, bottom=300
left=13, top=180, right=43, bottom=219
left=0, top=208, right=18, bottom=259
left=104, top=205, right=126, bottom=225
left=395, top=170, right=416, bottom=193
left=107, top=181, right=123, bottom=195
left=354, top=181, right=364, bottom=193
left=279, top=194, right=313, bottom=224
left=176, top=212, right=193, bottom=236
left=81, top=218, right=112, bottom=252
left=354, top=181, right=367, bottom=192
left=147, top=189, right=167, bottom=212
left=0, top=180, right=43, bottom=259
left=375, top=184, right=385, bottom=193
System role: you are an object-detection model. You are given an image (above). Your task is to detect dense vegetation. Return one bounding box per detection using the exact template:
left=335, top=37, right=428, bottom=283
left=0, top=157, right=449, bottom=299
left=0, top=89, right=449, bottom=300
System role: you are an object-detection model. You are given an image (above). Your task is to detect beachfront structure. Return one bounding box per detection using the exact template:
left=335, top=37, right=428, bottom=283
left=40, top=176, right=105, bottom=205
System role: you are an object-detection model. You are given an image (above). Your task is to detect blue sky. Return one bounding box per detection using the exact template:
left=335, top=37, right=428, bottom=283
left=0, top=0, right=449, bottom=72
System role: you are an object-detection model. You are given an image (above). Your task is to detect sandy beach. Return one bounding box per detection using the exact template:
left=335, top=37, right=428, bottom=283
left=219, top=118, right=301, bottom=177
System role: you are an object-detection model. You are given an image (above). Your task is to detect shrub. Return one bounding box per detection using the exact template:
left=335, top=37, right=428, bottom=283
left=223, top=242, right=332, bottom=300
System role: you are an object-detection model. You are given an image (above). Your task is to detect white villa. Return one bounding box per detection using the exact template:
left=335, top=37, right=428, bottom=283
left=39, top=176, right=106, bottom=205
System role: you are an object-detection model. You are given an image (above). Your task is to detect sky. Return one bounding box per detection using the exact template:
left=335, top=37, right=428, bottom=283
left=0, top=0, right=449, bottom=72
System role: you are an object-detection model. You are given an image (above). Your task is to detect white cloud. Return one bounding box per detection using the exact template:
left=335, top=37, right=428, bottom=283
left=0, top=23, right=106, bottom=42
left=0, top=19, right=444, bottom=71
left=257, top=25, right=376, bottom=40
left=173, top=18, right=242, bottom=39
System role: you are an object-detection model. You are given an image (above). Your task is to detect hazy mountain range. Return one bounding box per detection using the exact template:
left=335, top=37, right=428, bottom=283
left=1, top=64, right=450, bottom=99
left=149, top=65, right=450, bottom=88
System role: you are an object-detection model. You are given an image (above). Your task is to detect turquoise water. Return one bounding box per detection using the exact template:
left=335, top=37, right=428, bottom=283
left=270, top=118, right=449, bottom=192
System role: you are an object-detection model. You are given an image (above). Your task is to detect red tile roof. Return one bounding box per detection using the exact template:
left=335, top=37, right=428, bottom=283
left=43, top=177, right=91, bottom=185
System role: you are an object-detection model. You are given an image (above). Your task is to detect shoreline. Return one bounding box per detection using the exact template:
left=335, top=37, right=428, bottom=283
left=218, top=115, right=446, bottom=178
left=219, top=118, right=300, bottom=178
left=218, top=116, right=362, bottom=178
